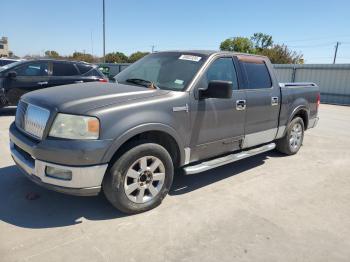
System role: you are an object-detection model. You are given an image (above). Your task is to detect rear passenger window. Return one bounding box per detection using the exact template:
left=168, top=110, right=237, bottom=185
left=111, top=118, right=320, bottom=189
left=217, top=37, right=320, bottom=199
left=83, top=68, right=103, bottom=77
left=241, top=62, right=272, bottom=89
left=76, top=64, right=93, bottom=74
left=205, top=57, right=238, bottom=90
left=52, top=62, right=79, bottom=76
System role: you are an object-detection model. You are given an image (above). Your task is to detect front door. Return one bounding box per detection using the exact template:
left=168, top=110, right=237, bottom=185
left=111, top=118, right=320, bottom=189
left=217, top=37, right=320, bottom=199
left=189, top=56, right=246, bottom=161
left=237, top=56, right=280, bottom=148
left=5, top=61, right=49, bottom=105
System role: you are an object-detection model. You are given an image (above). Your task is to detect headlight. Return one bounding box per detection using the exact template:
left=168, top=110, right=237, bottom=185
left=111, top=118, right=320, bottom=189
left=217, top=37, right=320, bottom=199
left=49, top=113, right=100, bottom=140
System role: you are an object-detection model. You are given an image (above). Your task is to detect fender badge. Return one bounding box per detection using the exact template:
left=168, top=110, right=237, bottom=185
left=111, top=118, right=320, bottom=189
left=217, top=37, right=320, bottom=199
left=173, top=104, right=189, bottom=113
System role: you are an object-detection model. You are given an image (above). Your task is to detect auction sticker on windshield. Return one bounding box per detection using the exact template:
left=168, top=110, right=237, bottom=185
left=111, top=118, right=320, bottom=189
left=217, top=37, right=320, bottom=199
left=179, top=55, right=202, bottom=62
left=174, top=79, right=184, bottom=85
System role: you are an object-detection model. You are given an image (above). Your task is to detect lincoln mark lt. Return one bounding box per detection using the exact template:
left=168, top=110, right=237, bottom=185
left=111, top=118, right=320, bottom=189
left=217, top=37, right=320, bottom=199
left=9, top=51, right=319, bottom=213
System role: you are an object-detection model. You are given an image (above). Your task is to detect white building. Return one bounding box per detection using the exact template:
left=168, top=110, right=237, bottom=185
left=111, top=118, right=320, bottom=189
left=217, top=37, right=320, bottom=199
left=0, top=37, right=9, bottom=57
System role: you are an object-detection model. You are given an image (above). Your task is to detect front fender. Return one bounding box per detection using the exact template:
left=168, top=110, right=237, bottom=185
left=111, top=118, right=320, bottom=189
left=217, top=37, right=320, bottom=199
left=101, top=123, right=186, bottom=165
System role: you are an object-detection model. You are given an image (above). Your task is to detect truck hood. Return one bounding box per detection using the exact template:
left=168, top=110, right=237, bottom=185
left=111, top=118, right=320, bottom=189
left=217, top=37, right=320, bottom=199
left=22, top=82, right=169, bottom=114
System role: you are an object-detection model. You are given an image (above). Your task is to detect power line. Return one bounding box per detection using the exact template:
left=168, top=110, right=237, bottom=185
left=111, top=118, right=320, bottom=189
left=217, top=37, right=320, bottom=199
left=289, top=42, right=335, bottom=48
left=282, top=35, right=350, bottom=43
left=333, top=42, right=340, bottom=64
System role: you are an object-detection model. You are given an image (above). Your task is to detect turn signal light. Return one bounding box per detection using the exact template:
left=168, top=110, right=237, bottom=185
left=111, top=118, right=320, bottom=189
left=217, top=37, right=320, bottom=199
left=87, top=118, right=100, bottom=133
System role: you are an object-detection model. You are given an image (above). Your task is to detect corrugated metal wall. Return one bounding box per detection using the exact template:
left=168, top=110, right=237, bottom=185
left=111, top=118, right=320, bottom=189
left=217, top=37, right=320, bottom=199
left=274, top=64, right=350, bottom=105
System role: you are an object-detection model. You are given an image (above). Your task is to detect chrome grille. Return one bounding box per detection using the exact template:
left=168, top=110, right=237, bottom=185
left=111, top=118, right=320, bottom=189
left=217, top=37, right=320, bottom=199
left=15, top=101, right=50, bottom=139
left=15, top=101, right=27, bottom=128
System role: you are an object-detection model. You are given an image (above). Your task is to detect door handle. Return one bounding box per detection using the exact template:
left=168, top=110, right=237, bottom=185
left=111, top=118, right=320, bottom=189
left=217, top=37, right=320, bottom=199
left=37, top=81, right=48, bottom=85
left=236, top=100, right=246, bottom=111
left=271, top=97, right=279, bottom=106
left=74, top=80, right=84, bottom=83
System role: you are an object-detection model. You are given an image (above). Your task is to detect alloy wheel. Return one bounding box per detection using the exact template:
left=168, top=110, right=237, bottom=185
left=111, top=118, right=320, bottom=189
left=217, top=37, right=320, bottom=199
left=289, top=123, right=303, bottom=150
left=124, top=156, right=165, bottom=204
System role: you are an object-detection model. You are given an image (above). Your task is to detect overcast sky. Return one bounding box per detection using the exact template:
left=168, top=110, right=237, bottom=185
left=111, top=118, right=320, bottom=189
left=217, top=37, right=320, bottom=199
left=2, top=0, right=350, bottom=63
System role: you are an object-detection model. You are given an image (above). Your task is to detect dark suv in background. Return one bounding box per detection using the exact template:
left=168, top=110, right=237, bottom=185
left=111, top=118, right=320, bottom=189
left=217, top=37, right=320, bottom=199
left=0, top=59, right=107, bottom=108
left=0, top=58, right=23, bottom=67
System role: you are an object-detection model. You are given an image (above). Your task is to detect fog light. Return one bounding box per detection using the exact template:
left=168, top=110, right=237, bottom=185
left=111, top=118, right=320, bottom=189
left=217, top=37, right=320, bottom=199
left=45, top=166, right=72, bottom=181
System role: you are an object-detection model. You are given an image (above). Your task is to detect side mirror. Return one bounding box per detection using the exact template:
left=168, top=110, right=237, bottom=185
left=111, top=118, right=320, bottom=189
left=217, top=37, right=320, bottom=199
left=199, top=80, right=232, bottom=99
left=7, top=71, right=17, bottom=78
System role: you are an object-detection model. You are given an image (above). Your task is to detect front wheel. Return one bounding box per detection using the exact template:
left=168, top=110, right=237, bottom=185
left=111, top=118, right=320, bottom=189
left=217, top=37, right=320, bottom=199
left=103, top=143, right=174, bottom=214
left=276, top=117, right=305, bottom=155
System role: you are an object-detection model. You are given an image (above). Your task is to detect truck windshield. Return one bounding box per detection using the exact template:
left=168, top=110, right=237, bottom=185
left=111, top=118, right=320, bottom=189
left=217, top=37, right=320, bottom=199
left=115, top=52, right=206, bottom=91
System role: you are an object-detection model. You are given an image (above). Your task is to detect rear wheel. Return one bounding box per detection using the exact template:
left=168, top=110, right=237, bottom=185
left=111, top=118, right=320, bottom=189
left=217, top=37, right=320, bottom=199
left=103, top=143, right=174, bottom=214
left=276, top=117, right=304, bottom=155
left=0, top=94, right=8, bottom=108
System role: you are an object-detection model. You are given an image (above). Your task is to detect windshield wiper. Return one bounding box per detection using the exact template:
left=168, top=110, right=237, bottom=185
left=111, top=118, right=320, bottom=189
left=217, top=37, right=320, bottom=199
left=125, top=78, right=159, bottom=89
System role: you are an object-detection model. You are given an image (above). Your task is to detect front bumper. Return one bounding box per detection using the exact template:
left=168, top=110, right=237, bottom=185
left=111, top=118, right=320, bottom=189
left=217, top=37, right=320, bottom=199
left=10, top=126, right=108, bottom=196
left=10, top=141, right=108, bottom=196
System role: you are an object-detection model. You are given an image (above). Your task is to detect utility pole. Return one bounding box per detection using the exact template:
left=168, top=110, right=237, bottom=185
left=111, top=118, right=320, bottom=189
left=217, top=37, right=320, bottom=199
left=91, top=30, right=94, bottom=57
left=102, top=0, right=106, bottom=63
left=333, top=41, right=340, bottom=64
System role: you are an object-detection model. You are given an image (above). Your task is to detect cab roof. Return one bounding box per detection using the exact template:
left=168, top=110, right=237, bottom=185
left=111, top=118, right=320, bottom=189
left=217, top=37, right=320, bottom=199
left=160, top=50, right=269, bottom=60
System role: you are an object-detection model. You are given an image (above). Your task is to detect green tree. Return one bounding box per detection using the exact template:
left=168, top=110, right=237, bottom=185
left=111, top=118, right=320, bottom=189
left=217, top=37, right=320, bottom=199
left=70, top=52, right=94, bottom=63
left=45, top=50, right=60, bottom=58
left=220, top=37, right=254, bottom=53
left=105, top=52, right=129, bottom=63
left=128, top=51, right=150, bottom=63
left=220, top=33, right=304, bottom=64
left=251, top=33, right=273, bottom=51
left=259, top=44, right=304, bottom=64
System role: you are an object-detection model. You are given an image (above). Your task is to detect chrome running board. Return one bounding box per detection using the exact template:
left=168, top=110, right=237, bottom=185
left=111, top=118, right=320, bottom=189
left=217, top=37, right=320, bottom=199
left=183, top=143, right=276, bottom=175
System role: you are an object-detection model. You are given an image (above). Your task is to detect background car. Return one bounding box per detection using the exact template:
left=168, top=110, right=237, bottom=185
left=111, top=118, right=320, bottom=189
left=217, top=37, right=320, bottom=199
left=0, top=58, right=24, bottom=67
left=0, top=59, right=108, bottom=107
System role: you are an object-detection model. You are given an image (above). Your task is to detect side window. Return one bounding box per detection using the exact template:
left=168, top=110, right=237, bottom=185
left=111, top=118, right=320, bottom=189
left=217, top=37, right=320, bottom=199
left=52, top=62, right=79, bottom=76
left=15, top=62, right=49, bottom=76
left=205, top=57, right=238, bottom=90
left=241, top=62, right=272, bottom=89
left=76, top=64, right=93, bottom=75
left=83, top=68, right=104, bottom=77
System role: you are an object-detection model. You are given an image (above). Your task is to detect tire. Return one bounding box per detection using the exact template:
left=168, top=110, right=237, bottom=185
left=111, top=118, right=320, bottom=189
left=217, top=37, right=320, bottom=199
left=103, top=143, right=174, bottom=214
left=276, top=117, right=305, bottom=155
left=0, top=95, right=8, bottom=108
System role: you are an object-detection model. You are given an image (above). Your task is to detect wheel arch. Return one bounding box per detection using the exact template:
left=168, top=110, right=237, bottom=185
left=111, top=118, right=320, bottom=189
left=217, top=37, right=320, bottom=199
left=102, top=123, right=185, bottom=168
left=289, top=105, right=310, bottom=129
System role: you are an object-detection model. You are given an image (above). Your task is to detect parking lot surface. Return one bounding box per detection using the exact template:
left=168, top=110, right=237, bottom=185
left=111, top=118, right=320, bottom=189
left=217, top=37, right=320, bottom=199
left=0, top=104, right=349, bottom=262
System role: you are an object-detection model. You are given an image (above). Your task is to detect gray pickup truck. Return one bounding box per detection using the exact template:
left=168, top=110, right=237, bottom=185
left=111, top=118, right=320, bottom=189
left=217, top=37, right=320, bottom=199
left=9, top=51, right=320, bottom=213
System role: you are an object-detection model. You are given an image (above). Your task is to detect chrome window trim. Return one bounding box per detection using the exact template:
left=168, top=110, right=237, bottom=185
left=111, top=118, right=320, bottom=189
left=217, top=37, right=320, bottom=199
left=238, top=60, right=274, bottom=90
left=186, top=53, right=222, bottom=92
left=186, top=52, right=275, bottom=92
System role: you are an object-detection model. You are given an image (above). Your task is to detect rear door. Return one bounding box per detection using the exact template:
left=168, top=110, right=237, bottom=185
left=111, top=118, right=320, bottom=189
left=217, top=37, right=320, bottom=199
left=5, top=61, right=49, bottom=105
left=48, top=61, right=82, bottom=87
left=237, top=56, right=280, bottom=148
